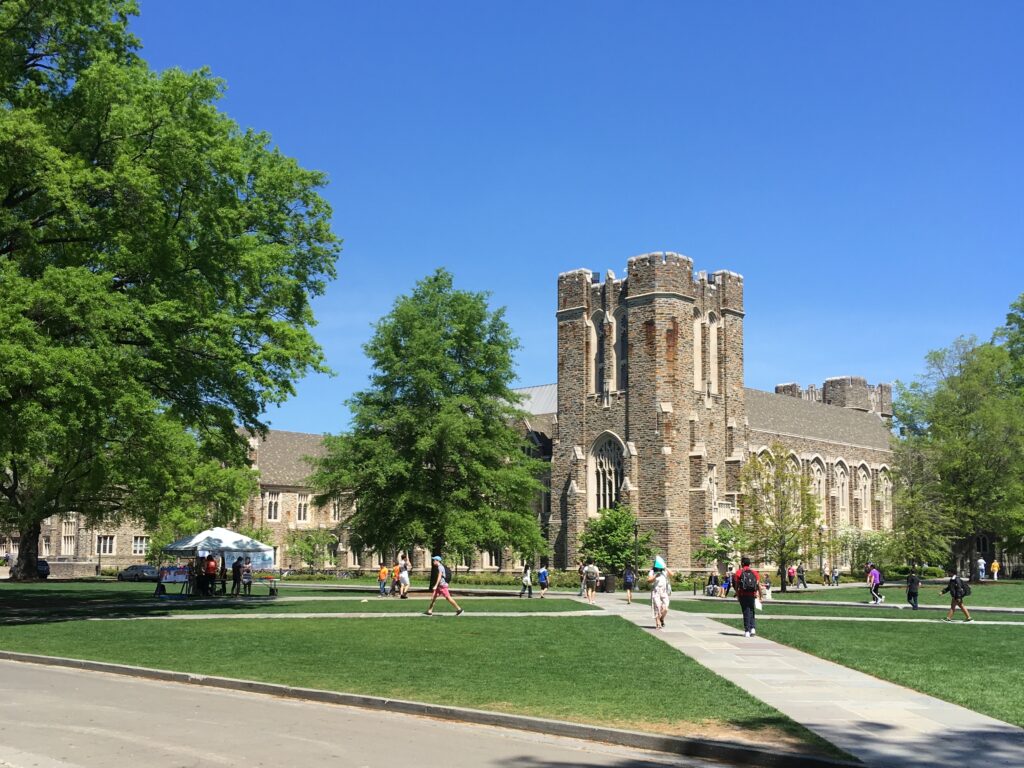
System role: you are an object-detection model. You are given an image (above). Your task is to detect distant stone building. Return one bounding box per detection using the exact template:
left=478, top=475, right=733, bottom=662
left=20, top=251, right=897, bottom=574
left=540, top=252, right=894, bottom=571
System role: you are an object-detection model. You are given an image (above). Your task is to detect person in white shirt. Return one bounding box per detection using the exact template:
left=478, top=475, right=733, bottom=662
left=976, top=556, right=986, bottom=581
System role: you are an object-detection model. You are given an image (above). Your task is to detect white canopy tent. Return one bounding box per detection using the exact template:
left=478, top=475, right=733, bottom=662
left=162, top=527, right=274, bottom=569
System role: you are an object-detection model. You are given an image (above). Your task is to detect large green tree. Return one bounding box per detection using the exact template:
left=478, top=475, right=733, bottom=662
left=892, top=327, right=1024, bottom=574
left=311, top=269, right=547, bottom=564
left=740, top=444, right=820, bottom=592
left=0, top=1, right=339, bottom=578
left=578, top=505, right=655, bottom=575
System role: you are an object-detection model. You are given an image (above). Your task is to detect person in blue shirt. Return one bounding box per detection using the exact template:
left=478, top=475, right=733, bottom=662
left=721, top=569, right=732, bottom=598
left=538, top=563, right=550, bottom=598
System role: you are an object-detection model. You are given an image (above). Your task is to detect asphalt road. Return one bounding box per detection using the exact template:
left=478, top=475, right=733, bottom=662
left=0, top=660, right=721, bottom=768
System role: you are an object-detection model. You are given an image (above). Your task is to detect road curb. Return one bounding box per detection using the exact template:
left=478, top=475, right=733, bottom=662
left=0, top=650, right=855, bottom=768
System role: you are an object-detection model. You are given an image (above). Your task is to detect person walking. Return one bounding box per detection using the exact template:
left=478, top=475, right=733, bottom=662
left=577, top=560, right=586, bottom=597
left=647, top=556, right=673, bottom=629
left=941, top=568, right=973, bottom=623
left=991, top=558, right=1001, bottom=581
left=787, top=565, right=795, bottom=587
left=796, top=562, right=807, bottom=589
left=519, top=562, right=533, bottom=598
left=867, top=562, right=884, bottom=604
left=582, top=559, right=600, bottom=605
left=734, top=556, right=761, bottom=638
left=538, top=562, right=549, bottom=598
left=398, top=552, right=411, bottom=598
left=622, top=563, right=636, bottom=604
left=976, top=556, right=986, bottom=581
left=831, top=565, right=840, bottom=587
left=906, top=568, right=921, bottom=610
left=425, top=555, right=464, bottom=616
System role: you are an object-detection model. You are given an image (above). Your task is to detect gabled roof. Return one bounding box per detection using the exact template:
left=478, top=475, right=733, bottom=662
left=250, top=429, right=327, bottom=486
left=745, top=388, right=892, bottom=451
left=514, top=384, right=557, bottom=416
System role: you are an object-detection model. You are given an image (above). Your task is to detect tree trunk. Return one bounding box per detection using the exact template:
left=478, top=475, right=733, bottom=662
left=12, top=519, right=42, bottom=581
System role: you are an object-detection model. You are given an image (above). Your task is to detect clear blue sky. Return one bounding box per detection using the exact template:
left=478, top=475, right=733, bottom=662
left=133, top=2, right=1024, bottom=435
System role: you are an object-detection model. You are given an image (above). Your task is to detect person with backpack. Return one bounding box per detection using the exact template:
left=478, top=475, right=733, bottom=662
left=622, top=562, right=636, bottom=604
left=647, top=555, right=673, bottom=629
left=519, top=562, right=533, bottom=598
left=734, top=556, right=761, bottom=638
left=867, top=562, right=884, bottom=604
left=941, top=568, right=973, bottom=623
left=582, top=559, right=600, bottom=604
left=425, top=555, right=464, bottom=616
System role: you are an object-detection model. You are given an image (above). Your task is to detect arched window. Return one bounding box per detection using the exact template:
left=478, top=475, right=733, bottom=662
left=613, top=309, right=628, bottom=390
left=589, top=312, right=604, bottom=394
left=810, top=460, right=827, bottom=519
left=693, top=308, right=702, bottom=391
left=835, top=463, right=849, bottom=527
left=879, top=471, right=893, bottom=529
left=707, top=312, right=719, bottom=394
left=592, top=435, right=625, bottom=512
left=858, top=467, right=871, bottom=530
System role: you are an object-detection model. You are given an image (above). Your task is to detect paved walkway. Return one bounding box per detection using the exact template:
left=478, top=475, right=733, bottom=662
left=594, top=592, right=1024, bottom=768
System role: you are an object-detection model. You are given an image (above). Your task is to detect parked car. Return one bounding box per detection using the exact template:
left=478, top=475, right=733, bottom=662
left=117, top=564, right=159, bottom=582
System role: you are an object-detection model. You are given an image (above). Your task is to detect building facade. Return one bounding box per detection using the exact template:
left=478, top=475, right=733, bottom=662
left=18, top=251, right=903, bottom=574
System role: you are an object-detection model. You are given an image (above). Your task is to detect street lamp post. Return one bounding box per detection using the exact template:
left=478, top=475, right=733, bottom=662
left=818, top=525, right=825, bottom=576
left=633, top=521, right=639, bottom=580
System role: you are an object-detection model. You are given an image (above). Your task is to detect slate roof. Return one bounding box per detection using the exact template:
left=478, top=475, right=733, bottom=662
left=250, top=430, right=327, bottom=486
left=514, top=384, right=557, bottom=416
left=745, top=388, right=892, bottom=451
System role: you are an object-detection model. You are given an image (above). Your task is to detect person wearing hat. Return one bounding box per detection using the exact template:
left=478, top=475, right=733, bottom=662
left=647, top=555, right=673, bottom=629
left=425, top=555, right=464, bottom=616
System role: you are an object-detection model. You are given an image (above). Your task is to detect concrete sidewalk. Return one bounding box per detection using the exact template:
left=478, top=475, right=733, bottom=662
left=593, top=592, right=1024, bottom=768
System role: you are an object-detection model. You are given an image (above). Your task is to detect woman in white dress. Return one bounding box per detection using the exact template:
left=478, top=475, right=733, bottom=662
left=647, top=555, right=673, bottom=629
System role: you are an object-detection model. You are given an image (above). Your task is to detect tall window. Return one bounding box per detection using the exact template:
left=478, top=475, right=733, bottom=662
left=707, top=464, right=719, bottom=508
left=96, top=535, right=115, bottom=555
left=613, top=309, right=628, bottom=390
left=41, top=537, right=51, bottom=556
left=693, top=309, right=702, bottom=391
left=297, top=493, right=309, bottom=522
left=593, top=436, right=625, bottom=512
left=858, top=468, right=872, bottom=530
left=266, top=492, right=280, bottom=521
left=879, top=472, right=893, bottom=528
left=707, top=313, right=719, bottom=394
left=811, top=461, right=826, bottom=519
left=835, top=464, right=849, bottom=527
left=62, top=515, right=76, bottom=556
left=132, top=536, right=150, bottom=556
left=9, top=538, right=19, bottom=555
left=589, top=312, right=605, bottom=393
left=331, top=501, right=341, bottom=523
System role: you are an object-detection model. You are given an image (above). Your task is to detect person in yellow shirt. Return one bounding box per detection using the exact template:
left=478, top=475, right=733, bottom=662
left=991, top=559, right=1001, bottom=581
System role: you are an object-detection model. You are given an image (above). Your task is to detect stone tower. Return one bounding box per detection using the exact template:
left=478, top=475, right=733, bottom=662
left=550, top=252, right=746, bottom=570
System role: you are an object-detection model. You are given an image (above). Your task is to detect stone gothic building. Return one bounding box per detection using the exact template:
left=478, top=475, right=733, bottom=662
left=22, top=250, right=895, bottom=574
left=533, top=251, right=894, bottom=570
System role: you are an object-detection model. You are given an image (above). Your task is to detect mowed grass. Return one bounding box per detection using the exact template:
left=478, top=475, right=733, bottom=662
left=674, top=598, right=1024, bottom=622
left=773, top=582, right=1024, bottom=608
left=2, top=596, right=597, bottom=623
left=0, top=615, right=830, bottom=752
left=719, top=618, right=1024, bottom=729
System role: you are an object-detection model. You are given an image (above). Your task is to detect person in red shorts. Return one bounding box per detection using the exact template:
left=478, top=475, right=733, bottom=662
left=425, top=555, right=464, bottom=616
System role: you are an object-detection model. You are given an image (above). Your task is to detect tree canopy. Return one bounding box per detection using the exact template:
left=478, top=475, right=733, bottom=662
left=0, top=1, right=339, bottom=578
left=578, top=505, right=654, bottom=574
left=740, top=444, right=820, bottom=592
left=311, top=269, right=547, bottom=564
left=891, top=301, right=1024, bottom=572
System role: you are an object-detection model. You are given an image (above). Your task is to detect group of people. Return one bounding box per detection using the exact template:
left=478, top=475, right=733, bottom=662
left=376, top=552, right=412, bottom=598
left=517, top=562, right=550, bottom=598
left=188, top=553, right=253, bottom=596
left=976, top=556, right=1002, bottom=581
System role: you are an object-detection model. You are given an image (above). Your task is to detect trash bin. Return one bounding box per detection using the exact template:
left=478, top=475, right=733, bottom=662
left=603, top=573, right=616, bottom=593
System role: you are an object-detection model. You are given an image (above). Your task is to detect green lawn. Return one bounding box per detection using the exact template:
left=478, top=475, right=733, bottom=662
left=772, top=582, right=1024, bottom=608
left=719, top=618, right=1024, bottom=729
left=0, top=614, right=835, bottom=755
left=674, top=598, right=1024, bottom=622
